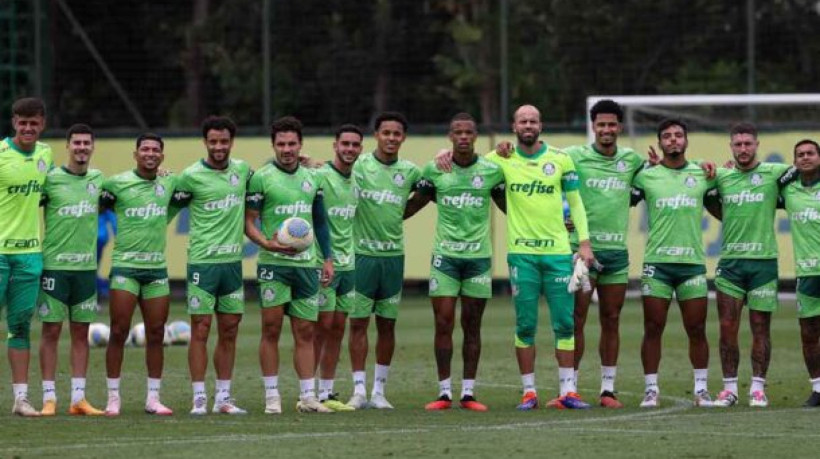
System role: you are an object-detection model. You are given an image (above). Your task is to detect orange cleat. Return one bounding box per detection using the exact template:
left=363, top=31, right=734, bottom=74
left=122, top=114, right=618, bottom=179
left=459, top=396, right=488, bottom=412
left=425, top=395, right=452, bottom=411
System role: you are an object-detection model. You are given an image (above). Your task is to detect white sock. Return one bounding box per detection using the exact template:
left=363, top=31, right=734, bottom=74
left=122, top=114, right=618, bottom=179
left=601, top=366, right=617, bottom=394
left=461, top=379, right=475, bottom=399
left=71, top=378, right=86, bottom=404
left=42, top=380, right=56, bottom=403
left=750, top=377, right=765, bottom=394
left=318, top=379, right=334, bottom=401
left=372, top=364, right=389, bottom=397
left=263, top=376, right=280, bottom=398
left=722, top=377, right=739, bottom=394
left=192, top=381, right=207, bottom=401
left=521, top=373, right=536, bottom=395
left=12, top=384, right=28, bottom=400
left=438, top=378, right=452, bottom=399
left=215, top=379, right=231, bottom=403
left=352, top=371, right=366, bottom=396
left=559, top=367, right=576, bottom=396
left=147, top=378, right=161, bottom=402
left=693, top=368, right=708, bottom=394
left=574, top=370, right=580, bottom=386
left=107, top=378, right=120, bottom=397
left=811, top=377, right=820, bottom=393
left=644, top=374, right=659, bottom=394
left=299, top=379, right=315, bottom=401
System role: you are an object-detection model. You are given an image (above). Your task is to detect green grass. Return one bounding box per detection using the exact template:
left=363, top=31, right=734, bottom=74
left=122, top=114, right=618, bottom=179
left=1, top=295, right=818, bottom=458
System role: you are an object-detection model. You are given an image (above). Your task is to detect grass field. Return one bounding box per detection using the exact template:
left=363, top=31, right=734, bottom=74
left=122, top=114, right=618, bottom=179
left=1, top=295, right=818, bottom=458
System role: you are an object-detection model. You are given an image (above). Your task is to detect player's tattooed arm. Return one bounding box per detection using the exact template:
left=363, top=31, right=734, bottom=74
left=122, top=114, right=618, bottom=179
left=704, top=189, right=723, bottom=221
left=243, top=202, right=297, bottom=255
left=490, top=184, right=506, bottom=214
left=405, top=178, right=434, bottom=219
left=629, top=187, right=645, bottom=207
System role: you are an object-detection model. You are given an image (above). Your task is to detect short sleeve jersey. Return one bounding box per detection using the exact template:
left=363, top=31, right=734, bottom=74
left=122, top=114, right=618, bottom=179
left=632, top=162, right=716, bottom=265
left=352, top=152, right=421, bottom=257
left=417, top=156, right=504, bottom=258
left=0, top=138, right=53, bottom=254
left=316, top=162, right=357, bottom=271
left=42, top=167, right=104, bottom=270
left=712, top=162, right=792, bottom=259
left=782, top=179, right=820, bottom=277
left=246, top=162, right=322, bottom=267
left=101, top=171, right=176, bottom=269
left=486, top=143, right=579, bottom=255
left=564, top=145, right=644, bottom=251
left=172, top=159, right=252, bottom=264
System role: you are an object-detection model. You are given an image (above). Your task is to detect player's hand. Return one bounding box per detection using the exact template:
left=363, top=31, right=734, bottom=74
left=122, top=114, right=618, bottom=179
left=435, top=149, right=454, bottom=172
left=496, top=141, right=514, bottom=158
left=157, top=167, right=173, bottom=177
left=298, top=154, right=322, bottom=169
left=700, top=160, right=717, bottom=179
left=647, top=146, right=660, bottom=166
left=568, top=256, right=591, bottom=293
left=723, top=159, right=736, bottom=169
left=320, top=259, right=334, bottom=287
left=265, top=232, right=299, bottom=255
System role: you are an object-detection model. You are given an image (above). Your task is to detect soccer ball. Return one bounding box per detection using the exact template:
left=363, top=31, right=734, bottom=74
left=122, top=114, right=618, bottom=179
left=130, top=322, right=146, bottom=347
left=163, top=325, right=173, bottom=346
left=277, top=217, right=314, bottom=252
left=87, top=322, right=110, bottom=347
left=167, top=320, right=191, bottom=345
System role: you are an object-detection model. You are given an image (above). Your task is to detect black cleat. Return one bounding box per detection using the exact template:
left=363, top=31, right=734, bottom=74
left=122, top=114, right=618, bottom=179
left=804, top=391, right=820, bottom=407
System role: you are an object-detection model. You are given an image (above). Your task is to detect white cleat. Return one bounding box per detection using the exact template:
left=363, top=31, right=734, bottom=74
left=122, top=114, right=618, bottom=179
left=12, top=398, right=40, bottom=417
left=296, top=396, right=332, bottom=413
left=105, top=394, right=121, bottom=417
left=264, top=395, right=282, bottom=414
left=346, top=393, right=368, bottom=410
left=639, top=390, right=659, bottom=408
left=212, top=399, right=247, bottom=415
left=749, top=390, right=769, bottom=408
left=712, top=390, right=738, bottom=408
left=145, top=398, right=174, bottom=416
left=368, top=394, right=394, bottom=410
left=190, top=396, right=207, bottom=415
left=693, top=390, right=713, bottom=407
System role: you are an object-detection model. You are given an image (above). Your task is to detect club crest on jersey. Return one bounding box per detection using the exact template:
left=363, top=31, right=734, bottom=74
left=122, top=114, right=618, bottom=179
left=542, top=163, right=556, bottom=176
left=86, top=182, right=98, bottom=195
left=263, top=288, right=275, bottom=302
left=750, top=173, right=762, bottom=186
left=229, top=173, right=240, bottom=187
left=429, top=278, right=439, bottom=292
left=393, top=173, right=406, bottom=187
left=684, top=175, right=697, bottom=188
left=154, top=183, right=166, bottom=197
left=642, top=283, right=652, bottom=295
left=616, top=160, right=627, bottom=172
left=189, top=296, right=201, bottom=309
left=317, top=293, right=328, bottom=307
left=38, top=303, right=49, bottom=317
left=471, top=175, right=484, bottom=189
left=37, top=158, right=47, bottom=173
left=301, top=180, right=312, bottom=192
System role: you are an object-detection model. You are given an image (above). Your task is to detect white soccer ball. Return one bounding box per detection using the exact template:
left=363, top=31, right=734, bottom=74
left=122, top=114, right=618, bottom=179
left=130, top=322, right=146, bottom=347
left=277, top=217, right=314, bottom=252
left=167, top=320, right=191, bottom=345
left=87, top=322, right=110, bottom=347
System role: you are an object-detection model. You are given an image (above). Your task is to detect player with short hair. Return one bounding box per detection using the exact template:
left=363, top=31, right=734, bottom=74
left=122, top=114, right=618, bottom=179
left=1, top=97, right=53, bottom=416
left=312, top=124, right=363, bottom=412
left=405, top=112, right=505, bottom=411
left=346, top=112, right=422, bottom=410
left=780, top=139, right=820, bottom=407
left=37, top=123, right=105, bottom=416
left=245, top=116, right=334, bottom=414
left=632, top=119, right=717, bottom=408
left=101, top=133, right=177, bottom=416
left=171, top=116, right=251, bottom=415
left=707, top=123, right=795, bottom=408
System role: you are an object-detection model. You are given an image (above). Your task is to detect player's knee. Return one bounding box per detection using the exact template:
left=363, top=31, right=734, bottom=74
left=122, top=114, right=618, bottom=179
left=434, top=314, right=455, bottom=335
left=554, top=333, right=575, bottom=352
left=349, top=318, right=369, bottom=335
left=684, top=321, right=707, bottom=339
left=41, top=323, right=62, bottom=342
left=7, top=307, right=34, bottom=349
left=553, top=315, right=574, bottom=343
left=515, top=322, right=536, bottom=348
left=144, top=322, right=166, bottom=344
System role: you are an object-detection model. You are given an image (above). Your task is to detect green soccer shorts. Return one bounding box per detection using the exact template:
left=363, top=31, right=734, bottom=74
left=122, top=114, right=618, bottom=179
left=715, top=258, right=779, bottom=312
left=507, top=253, right=574, bottom=351
left=588, top=249, right=629, bottom=285
left=797, top=276, right=820, bottom=319
left=641, top=263, right=707, bottom=301
left=38, top=269, right=98, bottom=323
left=0, top=253, right=43, bottom=349
left=429, top=254, right=492, bottom=299
left=351, top=254, right=404, bottom=320
left=257, top=264, right=320, bottom=321
left=109, top=267, right=170, bottom=300
left=318, top=269, right=355, bottom=314
left=187, top=262, right=244, bottom=315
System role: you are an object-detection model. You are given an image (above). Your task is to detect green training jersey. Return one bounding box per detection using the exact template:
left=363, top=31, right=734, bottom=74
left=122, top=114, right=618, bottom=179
left=564, top=145, right=644, bottom=250
left=782, top=179, right=820, bottom=277
left=711, top=162, right=792, bottom=259
left=417, top=156, right=504, bottom=258
left=487, top=143, right=579, bottom=255
left=41, top=167, right=104, bottom=270
left=632, top=162, right=716, bottom=265
left=316, top=162, right=357, bottom=271
left=101, top=170, right=177, bottom=269
left=0, top=137, right=53, bottom=254
left=172, top=159, right=252, bottom=264
left=352, top=152, right=421, bottom=257
left=246, top=162, right=322, bottom=267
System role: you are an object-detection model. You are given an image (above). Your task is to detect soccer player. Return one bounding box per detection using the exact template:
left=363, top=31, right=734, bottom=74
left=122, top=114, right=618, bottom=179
left=631, top=119, right=717, bottom=408
left=37, top=123, right=105, bottom=416
left=171, top=116, right=251, bottom=415
left=101, top=133, right=177, bottom=416
left=404, top=112, right=505, bottom=411
left=707, top=123, right=794, bottom=408
left=245, top=116, right=334, bottom=414
left=1, top=97, right=53, bottom=416
left=780, top=139, right=820, bottom=407
left=346, top=112, right=422, bottom=410
left=312, top=125, right=362, bottom=412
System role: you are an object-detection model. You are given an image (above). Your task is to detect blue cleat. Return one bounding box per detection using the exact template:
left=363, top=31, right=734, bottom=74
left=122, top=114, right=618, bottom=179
left=517, top=392, right=538, bottom=411
left=558, top=392, right=591, bottom=409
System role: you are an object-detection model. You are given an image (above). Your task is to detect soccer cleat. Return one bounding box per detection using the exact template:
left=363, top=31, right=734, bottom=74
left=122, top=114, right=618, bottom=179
left=322, top=394, right=354, bottom=412
left=459, top=396, right=488, bottom=412
left=212, top=398, right=247, bottom=415
left=41, top=400, right=57, bottom=416
left=145, top=399, right=173, bottom=416
left=516, top=391, right=538, bottom=411
left=599, top=391, right=623, bottom=409
left=803, top=391, right=820, bottom=407
left=346, top=393, right=368, bottom=410
left=749, top=391, right=769, bottom=408
left=693, top=389, right=713, bottom=407
left=190, top=396, right=207, bottom=415
left=69, top=399, right=105, bottom=416
left=425, top=395, right=453, bottom=411
left=264, top=395, right=282, bottom=414
left=296, top=396, right=332, bottom=413
left=546, top=392, right=591, bottom=410
left=640, top=390, right=659, bottom=408
left=713, top=390, right=738, bottom=408
left=12, top=398, right=41, bottom=417
left=105, top=394, right=121, bottom=417
left=368, top=394, right=395, bottom=410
